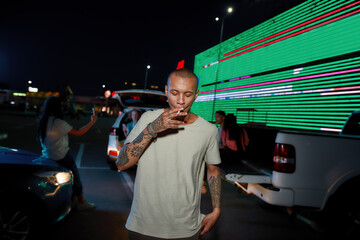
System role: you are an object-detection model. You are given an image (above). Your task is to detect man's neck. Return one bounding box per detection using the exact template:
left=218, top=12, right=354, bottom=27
left=184, top=112, right=198, bottom=125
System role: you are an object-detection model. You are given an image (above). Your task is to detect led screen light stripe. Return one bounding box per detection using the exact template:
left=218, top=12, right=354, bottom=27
left=202, top=4, right=360, bottom=69
left=228, top=0, right=354, bottom=55
left=196, top=85, right=293, bottom=102
left=200, top=68, right=360, bottom=94
left=202, top=8, right=360, bottom=68
left=321, top=90, right=360, bottom=96
left=197, top=85, right=360, bottom=102
left=192, top=0, right=360, bottom=133
left=321, top=128, right=342, bottom=132
left=223, top=1, right=360, bottom=57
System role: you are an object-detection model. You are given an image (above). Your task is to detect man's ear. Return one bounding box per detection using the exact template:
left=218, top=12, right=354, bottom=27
left=165, top=85, right=168, bottom=96
left=194, top=89, right=199, bottom=100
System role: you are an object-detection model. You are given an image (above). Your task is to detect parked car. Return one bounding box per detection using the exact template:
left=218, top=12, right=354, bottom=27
left=0, top=146, right=73, bottom=240
left=226, top=111, right=360, bottom=237
left=107, top=89, right=168, bottom=164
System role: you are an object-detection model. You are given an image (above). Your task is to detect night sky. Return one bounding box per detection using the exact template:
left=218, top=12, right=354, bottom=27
left=0, top=0, right=306, bottom=96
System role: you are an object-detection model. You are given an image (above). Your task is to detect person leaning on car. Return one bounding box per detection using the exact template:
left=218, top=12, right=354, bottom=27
left=116, top=68, right=222, bottom=240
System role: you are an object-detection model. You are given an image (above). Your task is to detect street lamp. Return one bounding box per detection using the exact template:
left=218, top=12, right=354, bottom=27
left=211, top=7, right=233, bottom=122
left=26, top=80, right=32, bottom=92
left=144, top=65, right=151, bottom=90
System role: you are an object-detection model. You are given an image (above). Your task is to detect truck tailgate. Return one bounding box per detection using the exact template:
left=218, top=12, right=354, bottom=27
left=225, top=160, right=272, bottom=184
left=225, top=173, right=271, bottom=184
left=225, top=159, right=272, bottom=193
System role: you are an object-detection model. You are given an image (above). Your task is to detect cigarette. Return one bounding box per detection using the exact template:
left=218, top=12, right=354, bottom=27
left=177, top=110, right=180, bottom=116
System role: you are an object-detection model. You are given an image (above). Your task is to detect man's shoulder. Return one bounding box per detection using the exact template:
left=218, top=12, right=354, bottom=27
left=142, top=109, right=163, bottom=117
left=196, top=115, right=218, bottom=132
left=139, top=109, right=164, bottom=122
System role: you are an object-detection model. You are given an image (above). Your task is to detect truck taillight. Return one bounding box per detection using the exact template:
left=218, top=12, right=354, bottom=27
left=273, top=143, right=296, bottom=173
left=110, top=127, right=117, bottom=136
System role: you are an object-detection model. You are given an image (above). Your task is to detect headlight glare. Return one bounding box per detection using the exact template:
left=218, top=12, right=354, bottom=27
left=55, top=172, right=71, bottom=184
left=34, top=171, right=72, bottom=185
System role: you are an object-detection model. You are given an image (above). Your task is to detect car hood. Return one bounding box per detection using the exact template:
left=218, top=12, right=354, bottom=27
left=0, top=146, right=61, bottom=168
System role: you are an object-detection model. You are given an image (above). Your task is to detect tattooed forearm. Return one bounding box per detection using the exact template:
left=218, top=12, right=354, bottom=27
left=130, top=146, right=144, bottom=158
left=116, top=126, right=154, bottom=170
left=133, top=131, right=152, bottom=145
left=208, top=175, right=221, bottom=209
left=150, top=116, right=166, bottom=133
left=117, top=147, right=130, bottom=167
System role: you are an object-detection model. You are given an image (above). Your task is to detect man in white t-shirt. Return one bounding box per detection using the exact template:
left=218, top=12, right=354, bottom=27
left=116, top=68, right=221, bottom=239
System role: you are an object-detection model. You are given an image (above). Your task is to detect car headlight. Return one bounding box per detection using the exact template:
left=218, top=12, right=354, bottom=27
left=34, top=171, right=73, bottom=185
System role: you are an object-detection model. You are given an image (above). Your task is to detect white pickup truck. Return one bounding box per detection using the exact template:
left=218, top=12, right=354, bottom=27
left=226, top=111, right=360, bottom=236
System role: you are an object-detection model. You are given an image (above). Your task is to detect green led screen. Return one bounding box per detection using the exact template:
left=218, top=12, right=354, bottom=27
left=192, top=0, right=360, bottom=133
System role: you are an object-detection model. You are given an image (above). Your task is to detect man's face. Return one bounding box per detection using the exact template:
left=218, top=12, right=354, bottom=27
left=165, top=74, right=199, bottom=113
left=215, top=113, right=225, bottom=125
left=132, top=111, right=141, bottom=122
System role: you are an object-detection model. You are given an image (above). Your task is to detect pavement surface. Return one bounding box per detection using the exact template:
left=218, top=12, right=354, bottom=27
left=0, top=109, right=331, bottom=240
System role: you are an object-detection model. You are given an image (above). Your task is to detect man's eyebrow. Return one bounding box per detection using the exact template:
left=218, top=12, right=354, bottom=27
left=170, top=89, right=194, bottom=94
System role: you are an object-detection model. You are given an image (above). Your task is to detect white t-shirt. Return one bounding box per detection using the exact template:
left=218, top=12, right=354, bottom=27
left=124, top=109, right=221, bottom=239
left=41, top=117, right=73, bottom=160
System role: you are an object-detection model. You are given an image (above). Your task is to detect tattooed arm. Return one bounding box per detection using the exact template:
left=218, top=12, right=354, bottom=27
left=201, top=163, right=221, bottom=235
left=116, top=107, right=187, bottom=171
left=115, top=126, right=153, bottom=171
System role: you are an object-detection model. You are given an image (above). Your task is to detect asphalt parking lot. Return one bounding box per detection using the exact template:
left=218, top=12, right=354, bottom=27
left=0, top=110, right=329, bottom=240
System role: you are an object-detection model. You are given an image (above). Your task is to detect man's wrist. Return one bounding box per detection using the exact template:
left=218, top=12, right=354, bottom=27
left=146, top=123, right=157, bottom=138
left=212, top=207, right=221, bottom=215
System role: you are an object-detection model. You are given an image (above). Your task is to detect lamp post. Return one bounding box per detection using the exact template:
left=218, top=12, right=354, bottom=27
left=144, top=65, right=151, bottom=90
left=27, top=80, right=32, bottom=92
left=211, top=7, right=233, bottom=122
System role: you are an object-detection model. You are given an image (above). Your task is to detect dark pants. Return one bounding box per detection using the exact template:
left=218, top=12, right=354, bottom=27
left=219, top=148, right=243, bottom=173
left=57, top=152, right=83, bottom=197
left=128, top=229, right=201, bottom=240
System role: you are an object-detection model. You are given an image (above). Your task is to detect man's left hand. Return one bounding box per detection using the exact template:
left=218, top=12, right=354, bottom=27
left=200, top=208, right=221, bottom=235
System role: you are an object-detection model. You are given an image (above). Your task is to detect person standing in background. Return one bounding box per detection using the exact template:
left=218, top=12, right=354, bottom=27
left=37, top=96, right=97, bottom=211
left=215, top=111, right=226, bottom=148
left=219, top=113, right=249, bottom=172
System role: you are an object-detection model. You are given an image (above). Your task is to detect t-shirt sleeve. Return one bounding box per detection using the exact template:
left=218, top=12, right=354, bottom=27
left=205, top=127, right=221, bottom=165
left=54, top=118, right=73, bottom=136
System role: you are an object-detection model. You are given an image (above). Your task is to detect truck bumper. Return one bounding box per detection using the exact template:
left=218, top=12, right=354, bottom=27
left=239, top=183, right=294, bottom=207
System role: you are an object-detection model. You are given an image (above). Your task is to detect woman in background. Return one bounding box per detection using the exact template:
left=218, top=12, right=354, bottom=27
left=219, top=113, right=249, bottom=171
left=37, top=96, right=97, bottom=211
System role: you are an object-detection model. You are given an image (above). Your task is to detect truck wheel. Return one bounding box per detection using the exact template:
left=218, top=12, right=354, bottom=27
left=323, top=178, right=360, bottom=238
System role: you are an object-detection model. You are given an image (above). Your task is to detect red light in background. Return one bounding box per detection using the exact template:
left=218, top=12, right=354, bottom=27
left=104, top=90, right=111, bottom=98
left=176, top=60, right=185, bottom=69
left=111, top=91, right=116, bottom=97
left=109, top=150, right=118, bottom=157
